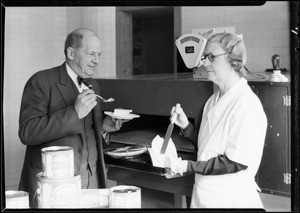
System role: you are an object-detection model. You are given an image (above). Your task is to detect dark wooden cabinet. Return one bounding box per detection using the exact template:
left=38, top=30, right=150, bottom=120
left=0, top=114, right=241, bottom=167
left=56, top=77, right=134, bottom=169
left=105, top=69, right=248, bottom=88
left=96, top=74, right=291, bottom=200
left=249, top=81, right=291, bottom=197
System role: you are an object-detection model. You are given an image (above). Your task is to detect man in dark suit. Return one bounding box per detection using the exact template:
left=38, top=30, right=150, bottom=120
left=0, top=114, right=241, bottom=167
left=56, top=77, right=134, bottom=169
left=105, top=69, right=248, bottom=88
left=18, top=28, right=125, bottom=208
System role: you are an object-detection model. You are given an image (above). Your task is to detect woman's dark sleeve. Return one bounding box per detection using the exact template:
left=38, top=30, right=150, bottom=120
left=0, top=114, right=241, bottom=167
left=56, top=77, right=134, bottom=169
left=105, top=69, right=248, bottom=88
left=180, top=122, right=198, bottom=148
left=186, top=154, right=248, bottom=175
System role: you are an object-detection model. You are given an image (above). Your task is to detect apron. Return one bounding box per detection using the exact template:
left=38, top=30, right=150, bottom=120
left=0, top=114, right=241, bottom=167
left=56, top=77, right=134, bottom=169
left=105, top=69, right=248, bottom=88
left=191, top=78, right=267, bottom=208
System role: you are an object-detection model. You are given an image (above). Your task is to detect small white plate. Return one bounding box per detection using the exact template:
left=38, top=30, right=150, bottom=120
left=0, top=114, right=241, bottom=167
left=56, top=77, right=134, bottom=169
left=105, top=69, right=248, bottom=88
left=104, top=111, right=140, bottom=120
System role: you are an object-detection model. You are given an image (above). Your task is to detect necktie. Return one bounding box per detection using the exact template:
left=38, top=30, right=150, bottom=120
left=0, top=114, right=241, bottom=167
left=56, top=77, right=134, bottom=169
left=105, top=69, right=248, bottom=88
left=77, top=76, right=92, bottom=88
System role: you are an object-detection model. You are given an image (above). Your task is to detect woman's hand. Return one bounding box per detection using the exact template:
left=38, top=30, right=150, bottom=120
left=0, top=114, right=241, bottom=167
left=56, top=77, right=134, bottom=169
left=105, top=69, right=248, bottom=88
left=102, top=116, right=129, bottom=132
left=170, top=103, right=189, bottom=129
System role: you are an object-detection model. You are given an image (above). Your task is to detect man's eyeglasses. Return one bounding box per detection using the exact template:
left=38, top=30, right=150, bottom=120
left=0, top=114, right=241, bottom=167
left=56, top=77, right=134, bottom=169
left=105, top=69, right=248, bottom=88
left=201, top=52, right=231, bottom=63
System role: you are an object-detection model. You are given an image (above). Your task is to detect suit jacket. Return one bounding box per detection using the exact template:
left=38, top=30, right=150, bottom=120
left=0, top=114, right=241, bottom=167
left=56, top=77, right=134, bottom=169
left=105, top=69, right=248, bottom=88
left=18, top=63, right=108, bottom=207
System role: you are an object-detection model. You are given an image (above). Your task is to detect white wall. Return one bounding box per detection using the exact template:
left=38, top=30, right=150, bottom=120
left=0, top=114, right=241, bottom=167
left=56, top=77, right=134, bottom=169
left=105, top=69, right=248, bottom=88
left=3, top=3, right=291, bottom=191
left=4, top=7, right=68, bottom=190
left=3, top=6, right=116, bottom=190
left=82, top=7, right=116, bottom=78
left=181, top=2, right=290, bottom=72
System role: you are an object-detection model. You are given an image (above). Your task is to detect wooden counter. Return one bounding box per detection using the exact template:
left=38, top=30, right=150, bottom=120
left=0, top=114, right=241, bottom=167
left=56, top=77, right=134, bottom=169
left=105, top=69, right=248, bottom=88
left=96, top=72, right=291, bottom=207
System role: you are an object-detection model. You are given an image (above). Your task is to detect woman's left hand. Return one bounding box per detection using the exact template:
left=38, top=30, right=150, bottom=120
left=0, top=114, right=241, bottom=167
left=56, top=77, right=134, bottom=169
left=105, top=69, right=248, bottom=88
left=102, top=116, right=129, bottom=132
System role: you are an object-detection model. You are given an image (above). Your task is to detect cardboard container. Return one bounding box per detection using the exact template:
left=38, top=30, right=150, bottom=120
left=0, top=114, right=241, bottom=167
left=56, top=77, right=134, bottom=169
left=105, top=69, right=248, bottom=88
left=81, top=189, right=110, bottom=208
left=109, top=185, right=141, bottom=208
left=41, top=146, right=74, bottom=179
left=5, top=190, right=29, bottom=208
left=36, top=173, right=81, bottom=208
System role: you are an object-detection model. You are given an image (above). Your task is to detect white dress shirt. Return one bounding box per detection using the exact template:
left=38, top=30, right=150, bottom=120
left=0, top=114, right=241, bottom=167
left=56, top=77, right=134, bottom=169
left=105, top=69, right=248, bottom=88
left=66, top=63, right=89, bottom=92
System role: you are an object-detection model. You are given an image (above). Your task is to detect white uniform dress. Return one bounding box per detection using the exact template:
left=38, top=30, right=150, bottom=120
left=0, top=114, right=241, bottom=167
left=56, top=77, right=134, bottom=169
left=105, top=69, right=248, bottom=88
left=190, top=78, right=267, bottom=208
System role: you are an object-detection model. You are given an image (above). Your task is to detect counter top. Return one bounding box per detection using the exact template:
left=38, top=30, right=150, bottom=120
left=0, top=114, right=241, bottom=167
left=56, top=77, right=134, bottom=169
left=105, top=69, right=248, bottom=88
left=97, top=71, right=291, bottom=83
left=98, top=72, right=209, bottom=81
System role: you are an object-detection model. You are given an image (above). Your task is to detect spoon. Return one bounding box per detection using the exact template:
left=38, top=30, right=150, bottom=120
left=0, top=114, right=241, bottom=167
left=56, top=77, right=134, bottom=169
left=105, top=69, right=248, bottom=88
left=95, top=94, right=115, bottom=102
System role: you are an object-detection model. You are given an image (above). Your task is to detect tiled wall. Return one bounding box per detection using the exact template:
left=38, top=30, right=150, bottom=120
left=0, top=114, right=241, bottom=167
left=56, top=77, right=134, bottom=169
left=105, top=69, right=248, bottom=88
left=4, top=7, right=68, bottom=190
left=82, top=7, right=116, bottom=78
left=4, top=3, right=291, bottom=191
left=181, top=2, right=290, bottom=72
left=66, top=6, right=117, bottom=78
left=4, top=7, right=116, bottom=190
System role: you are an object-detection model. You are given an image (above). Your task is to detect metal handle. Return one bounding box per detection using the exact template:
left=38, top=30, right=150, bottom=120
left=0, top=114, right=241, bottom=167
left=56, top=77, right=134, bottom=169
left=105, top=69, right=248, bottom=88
left=170, top=112, right=177, bottom=124
left=271, top=54, right=280, bottom=70
left=170, top=103, right=180, bottom=124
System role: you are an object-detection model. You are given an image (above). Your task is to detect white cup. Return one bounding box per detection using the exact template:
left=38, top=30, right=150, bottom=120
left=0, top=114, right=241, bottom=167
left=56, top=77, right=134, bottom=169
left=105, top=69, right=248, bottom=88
left=5, top=190, right=29, bottom=209
left=109, top=185, right=141, bottom=208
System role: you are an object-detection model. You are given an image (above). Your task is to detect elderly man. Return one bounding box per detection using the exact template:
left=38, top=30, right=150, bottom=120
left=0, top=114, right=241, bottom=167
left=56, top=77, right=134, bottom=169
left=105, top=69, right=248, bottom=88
left=18, top=28, right=124, bottom=208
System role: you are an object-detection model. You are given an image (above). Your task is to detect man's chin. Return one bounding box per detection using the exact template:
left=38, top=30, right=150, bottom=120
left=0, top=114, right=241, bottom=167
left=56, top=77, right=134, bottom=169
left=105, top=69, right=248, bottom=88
left=85, top=70, right=95, bottom=76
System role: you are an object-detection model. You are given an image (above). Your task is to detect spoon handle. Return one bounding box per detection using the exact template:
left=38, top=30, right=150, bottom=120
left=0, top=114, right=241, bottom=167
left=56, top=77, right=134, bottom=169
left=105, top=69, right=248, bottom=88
left=95, top=94, right=106, bottom=101
left=95, top=94, right=114, bottom=102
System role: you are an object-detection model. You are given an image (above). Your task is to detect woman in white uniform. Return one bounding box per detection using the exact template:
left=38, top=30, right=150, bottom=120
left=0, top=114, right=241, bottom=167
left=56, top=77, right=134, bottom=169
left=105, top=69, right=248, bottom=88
left=167, top=33, right=267, bottom=209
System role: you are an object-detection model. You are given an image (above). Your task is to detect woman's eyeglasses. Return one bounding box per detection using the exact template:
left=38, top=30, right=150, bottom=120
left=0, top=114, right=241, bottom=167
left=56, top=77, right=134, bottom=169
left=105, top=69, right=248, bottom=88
left=201, top=52, right=231, bottom=63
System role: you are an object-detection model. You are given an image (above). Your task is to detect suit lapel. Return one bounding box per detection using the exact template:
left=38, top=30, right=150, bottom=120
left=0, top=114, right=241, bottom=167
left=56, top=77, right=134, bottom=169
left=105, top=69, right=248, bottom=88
left=56, top=63, right=77, bottom=107
left=91, top=80, right=108, bottom=187
left=92, top=79, right=103, bottom=142
left=56, top=63, right=86, bottom=146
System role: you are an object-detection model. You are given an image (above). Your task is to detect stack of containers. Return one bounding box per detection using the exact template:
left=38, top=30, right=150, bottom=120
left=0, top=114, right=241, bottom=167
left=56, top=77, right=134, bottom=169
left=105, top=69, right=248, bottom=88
left=36, top=146, right=81, bottom=208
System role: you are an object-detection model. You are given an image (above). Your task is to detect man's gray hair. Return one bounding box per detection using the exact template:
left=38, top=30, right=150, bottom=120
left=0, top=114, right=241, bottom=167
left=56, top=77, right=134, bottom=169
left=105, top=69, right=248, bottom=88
left=64, top=28, right=98, bottom=58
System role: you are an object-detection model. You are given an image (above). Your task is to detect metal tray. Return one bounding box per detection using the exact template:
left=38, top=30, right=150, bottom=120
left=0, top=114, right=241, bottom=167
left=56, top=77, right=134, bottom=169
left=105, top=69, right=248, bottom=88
left=105, top=144, right=147, bottom=159
left=104, top=143, right=165, bottom=175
